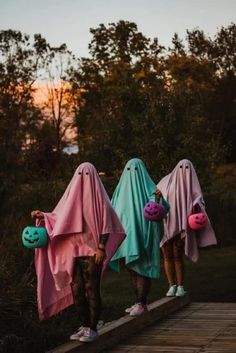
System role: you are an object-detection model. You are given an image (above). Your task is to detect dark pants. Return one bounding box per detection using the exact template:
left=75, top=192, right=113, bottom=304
left=128, top=268, right=151, bottom=305
left=71, top=256, right=102, bottom=330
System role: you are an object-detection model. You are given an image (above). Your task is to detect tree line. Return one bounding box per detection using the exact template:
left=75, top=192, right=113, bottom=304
left=0, top=20, right=236, bottom=231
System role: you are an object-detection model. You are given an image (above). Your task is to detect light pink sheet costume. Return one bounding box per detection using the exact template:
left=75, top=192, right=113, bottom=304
left=35, top=162, right=125, bottom=320
left=157, top=159, right=217, bottom=262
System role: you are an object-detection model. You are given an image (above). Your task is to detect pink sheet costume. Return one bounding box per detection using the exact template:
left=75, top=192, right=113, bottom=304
left=157, top=159, right=217, bottom=296
left=34, top=162, right=125, bottom=337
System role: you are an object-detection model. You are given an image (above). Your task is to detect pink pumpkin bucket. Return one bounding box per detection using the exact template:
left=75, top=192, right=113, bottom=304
left=143, top=201, right=165, bottom=222
left=188, top=212, right=207, bottom=230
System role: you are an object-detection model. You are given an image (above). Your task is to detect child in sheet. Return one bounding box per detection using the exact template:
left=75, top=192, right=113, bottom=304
left=31, top=162, right=125, bottom=342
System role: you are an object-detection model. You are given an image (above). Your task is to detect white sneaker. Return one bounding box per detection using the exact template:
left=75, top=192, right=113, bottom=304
left=97, top=320, right=104, bottom=330
left=79, top=328, right=98, bottom=342
left=166, top=285, right=177, bottom=297
left=176, top=285, right=187, bottom=297
left=70, top=326, right=87, bottom=340
left=129, top=303, right=148, bottom=317
left=125, top=304, right=135, bottom=313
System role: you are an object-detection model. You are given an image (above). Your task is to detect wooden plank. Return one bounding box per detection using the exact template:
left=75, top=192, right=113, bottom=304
left=46, top=295, right=190, bottom=353
left=47, top=301, right=236, bottom=353
left=108, top=348, right=198, bottom=353
left=106, top=302, right=236, bottom=353
left=114, top=345, right=199, bottom=352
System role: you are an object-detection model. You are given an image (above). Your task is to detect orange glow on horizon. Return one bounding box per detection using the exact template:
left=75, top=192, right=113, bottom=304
left=33, top=80, right=78, bottom=143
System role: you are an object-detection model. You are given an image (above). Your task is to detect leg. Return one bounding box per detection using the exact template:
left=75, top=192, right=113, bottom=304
left=83, top=256, right=102, bottom=331
left=128, top=271, right=150, bottom=316
left=71, top=257, right=90, bottom=327
left=127, top=268, right=138, bottom=299
left=136, top=273, right=151, bottom=305
left=161, top=239, right=176, bottom=286
left=123, top=268, right=138, bottom=313
left=127, top=268, right=151, bottom=304
left=173, top=235, right=185, bottom=286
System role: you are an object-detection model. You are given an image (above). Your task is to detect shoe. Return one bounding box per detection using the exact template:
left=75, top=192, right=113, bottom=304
left=125, top=304, right=135, bottom=313
left=129, top=303, right=147, bottom=317
left=79, top=328, right=98, bottom=342
left=70, top=326, right=87, bottom=340
left=176, top=285, right=187, bottom=297
left=166, top=285, right=177, bottom=297
left=97, top=320, right=104, bottom=330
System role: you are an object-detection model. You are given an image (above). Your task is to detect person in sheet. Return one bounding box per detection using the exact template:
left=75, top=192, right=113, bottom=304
left=157, top=159, right=217, bottom=297
left=109, top=158, right=169, bottom=316
left=31, top=162, right=125, bottom=342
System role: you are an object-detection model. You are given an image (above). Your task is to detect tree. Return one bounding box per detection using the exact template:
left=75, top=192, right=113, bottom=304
left=187, top=24, right=236, bottom=162
left=71, top=20, right=228, bottom=182
left=71, top=21, right=166, bottom=176
left=163, top=54, right=227, bottom=182
left=0, top=30, right=46, bottom=186
left=37, top=44, right=77, bottom=152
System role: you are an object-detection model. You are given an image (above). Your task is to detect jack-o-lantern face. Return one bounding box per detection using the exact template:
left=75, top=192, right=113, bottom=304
left=188, top=212, right=207, bottom=230
left=22, top=226, right=48, bottom=248
left=143, top=201, right=165, bottom=221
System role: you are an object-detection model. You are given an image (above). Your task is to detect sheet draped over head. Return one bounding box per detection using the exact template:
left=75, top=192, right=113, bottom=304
left=35, top=162, right=125, bottom=320
left=110, top=158, right=169, bottom=278
left=157, top=159, right=217, bottom=262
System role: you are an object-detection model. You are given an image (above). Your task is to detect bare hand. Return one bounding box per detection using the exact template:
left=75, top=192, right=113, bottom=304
left=31, top=210, right=44, bottom=219
left=154, top=189, right=162, bottom=198
left=95, top=249, right=106, bottom=264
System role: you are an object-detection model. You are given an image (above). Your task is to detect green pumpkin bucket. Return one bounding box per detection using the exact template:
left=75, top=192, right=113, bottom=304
left=22, top=226, right=48, bottom=248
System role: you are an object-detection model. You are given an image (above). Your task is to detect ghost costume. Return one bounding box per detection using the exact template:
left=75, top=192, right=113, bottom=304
left=110, top=158, right=169, bottom=278
left=157, top=159, right=217, bottom=262
left=35, top=162, right=125, bottom=321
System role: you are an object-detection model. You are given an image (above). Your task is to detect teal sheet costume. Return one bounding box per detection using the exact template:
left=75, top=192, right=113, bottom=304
left=110, top=158, right=169, bottom=278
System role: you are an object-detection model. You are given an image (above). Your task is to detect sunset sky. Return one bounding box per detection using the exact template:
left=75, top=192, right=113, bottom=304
left=1, top=0, right=236, bottom=58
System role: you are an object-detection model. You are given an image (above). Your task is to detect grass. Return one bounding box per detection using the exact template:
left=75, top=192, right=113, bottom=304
left=184, top=246, right=236, bottom=302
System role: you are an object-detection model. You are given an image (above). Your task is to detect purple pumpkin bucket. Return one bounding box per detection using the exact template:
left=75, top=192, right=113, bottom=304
left=143, top=201, right=165, bottom=221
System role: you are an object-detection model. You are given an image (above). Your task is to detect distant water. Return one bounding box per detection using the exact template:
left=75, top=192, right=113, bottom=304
left=63, top=144, right=79, bottom=155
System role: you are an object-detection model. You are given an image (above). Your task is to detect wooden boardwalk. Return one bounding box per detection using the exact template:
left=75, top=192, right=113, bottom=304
left=103, top=302, right=236, bottom=353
